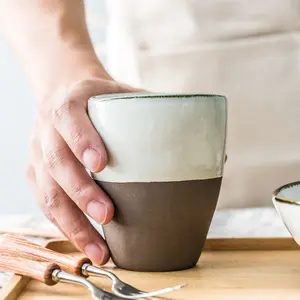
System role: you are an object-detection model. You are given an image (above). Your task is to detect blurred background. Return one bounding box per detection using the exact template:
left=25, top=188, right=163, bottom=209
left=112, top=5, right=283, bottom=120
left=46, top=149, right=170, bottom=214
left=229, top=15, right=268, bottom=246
left=0, top=0, right=295, bottom=239
left=0, top=0, right=107, bottom=215
left=0, top=0, right=294, bottom=266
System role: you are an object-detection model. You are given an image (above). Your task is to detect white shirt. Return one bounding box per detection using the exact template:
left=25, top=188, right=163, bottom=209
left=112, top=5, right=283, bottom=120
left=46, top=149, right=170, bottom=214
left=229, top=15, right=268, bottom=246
left=105, top=0, right=300, bottom=208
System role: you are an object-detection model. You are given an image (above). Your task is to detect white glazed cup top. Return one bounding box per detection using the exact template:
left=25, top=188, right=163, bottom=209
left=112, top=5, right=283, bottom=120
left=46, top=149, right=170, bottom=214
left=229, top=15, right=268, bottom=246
left=88, top=93, right=227, bottom=183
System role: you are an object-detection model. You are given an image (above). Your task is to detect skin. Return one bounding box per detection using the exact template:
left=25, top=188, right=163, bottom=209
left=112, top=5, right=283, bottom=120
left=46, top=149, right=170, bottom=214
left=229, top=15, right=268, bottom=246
left=0, top=0, right=141, bottom=265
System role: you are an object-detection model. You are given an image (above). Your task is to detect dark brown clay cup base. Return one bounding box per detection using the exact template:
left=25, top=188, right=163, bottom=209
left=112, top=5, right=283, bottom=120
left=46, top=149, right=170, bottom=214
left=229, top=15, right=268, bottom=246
left=97, top=177, right=222, bottom=272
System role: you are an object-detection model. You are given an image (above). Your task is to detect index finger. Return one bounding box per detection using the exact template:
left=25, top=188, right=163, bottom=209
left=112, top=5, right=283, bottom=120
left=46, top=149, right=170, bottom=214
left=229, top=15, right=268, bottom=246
left=52, top=79, right=144, bottom=172
left=53, top=99, right=106, bottom=173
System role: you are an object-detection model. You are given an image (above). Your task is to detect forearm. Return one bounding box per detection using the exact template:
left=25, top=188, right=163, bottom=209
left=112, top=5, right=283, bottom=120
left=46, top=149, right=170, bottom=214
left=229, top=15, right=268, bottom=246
left=0, top=0, right=110, bottom=101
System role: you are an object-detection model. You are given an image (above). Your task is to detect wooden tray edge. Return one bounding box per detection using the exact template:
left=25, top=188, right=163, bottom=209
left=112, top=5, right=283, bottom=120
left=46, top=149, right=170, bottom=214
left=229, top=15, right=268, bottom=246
left=43, top=237, right=300, bottom=253
left=0, top=276, right=30, bottom=300
left=1, top=237, right=298, bottom=299
left=204, top=237, right=299, bottom=251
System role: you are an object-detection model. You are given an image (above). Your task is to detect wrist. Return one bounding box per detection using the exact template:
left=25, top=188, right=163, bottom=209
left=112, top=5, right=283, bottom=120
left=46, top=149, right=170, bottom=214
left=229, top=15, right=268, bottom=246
left=35, top=49, right=112, bottom=104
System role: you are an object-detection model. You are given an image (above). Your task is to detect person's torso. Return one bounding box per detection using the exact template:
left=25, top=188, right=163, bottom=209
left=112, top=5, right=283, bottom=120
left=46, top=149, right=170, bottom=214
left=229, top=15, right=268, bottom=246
left=104, top=0, right=300, bottom=208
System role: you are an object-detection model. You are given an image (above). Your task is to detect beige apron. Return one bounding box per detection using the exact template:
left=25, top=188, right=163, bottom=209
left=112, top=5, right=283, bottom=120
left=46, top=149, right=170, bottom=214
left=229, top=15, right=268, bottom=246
left=105, top=0, right=300, bottom=209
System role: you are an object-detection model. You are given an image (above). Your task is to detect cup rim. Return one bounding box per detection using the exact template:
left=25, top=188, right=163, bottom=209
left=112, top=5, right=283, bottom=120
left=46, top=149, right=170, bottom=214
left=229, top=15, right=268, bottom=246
left=89, top=92, right=227, bottom=103
left=273, top=181, right=300, bottom=205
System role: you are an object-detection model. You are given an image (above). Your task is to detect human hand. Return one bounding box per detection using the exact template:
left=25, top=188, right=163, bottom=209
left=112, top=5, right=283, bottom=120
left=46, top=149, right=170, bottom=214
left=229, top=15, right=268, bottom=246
left=26, top=78, right=142, bottom=265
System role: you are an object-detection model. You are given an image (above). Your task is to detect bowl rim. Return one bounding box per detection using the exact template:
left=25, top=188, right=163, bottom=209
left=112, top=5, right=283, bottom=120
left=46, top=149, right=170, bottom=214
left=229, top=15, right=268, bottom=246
left=273, top=181, right=300, bottom=205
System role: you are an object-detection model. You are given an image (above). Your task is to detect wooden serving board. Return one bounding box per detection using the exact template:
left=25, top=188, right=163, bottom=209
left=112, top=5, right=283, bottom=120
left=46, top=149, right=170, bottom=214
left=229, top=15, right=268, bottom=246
left=2, top=237, right=300, bottom=300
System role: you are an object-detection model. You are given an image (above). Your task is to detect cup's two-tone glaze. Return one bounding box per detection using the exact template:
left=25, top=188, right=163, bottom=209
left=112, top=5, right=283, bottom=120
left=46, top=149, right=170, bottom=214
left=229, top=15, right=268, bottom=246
left=88, top=93, right=227, bottom=272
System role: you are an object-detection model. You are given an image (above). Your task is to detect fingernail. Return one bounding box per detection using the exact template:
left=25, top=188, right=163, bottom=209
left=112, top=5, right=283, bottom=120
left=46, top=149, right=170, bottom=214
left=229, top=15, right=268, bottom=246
left=87, top=200, right=108, bottom=224
left=83, top=148, right=102, bottom=172
left=84, top=243, right=104, bottom=265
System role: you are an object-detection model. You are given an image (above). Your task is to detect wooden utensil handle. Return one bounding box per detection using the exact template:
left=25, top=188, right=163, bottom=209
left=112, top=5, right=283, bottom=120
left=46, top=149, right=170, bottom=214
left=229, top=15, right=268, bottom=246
left=0, top=234, right=91, bottom=276
left=0, top=254, right=59, bottom=285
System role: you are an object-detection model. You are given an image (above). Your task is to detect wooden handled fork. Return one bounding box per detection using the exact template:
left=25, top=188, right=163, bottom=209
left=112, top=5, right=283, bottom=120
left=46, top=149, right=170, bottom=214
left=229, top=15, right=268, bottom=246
left=0, top=234, right=186, bottom=299
left=0, top=253, right=59, bottom=285
left=0, top=235, right=129, bottom=299
left=0, top=233, right=90, bottom=276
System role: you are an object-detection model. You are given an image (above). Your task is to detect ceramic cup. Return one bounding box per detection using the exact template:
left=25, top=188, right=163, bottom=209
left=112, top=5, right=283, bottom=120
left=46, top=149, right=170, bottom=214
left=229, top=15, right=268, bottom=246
left=272, top=182, right=300, bottom=245
left=88, top=93, right=227, bottom=272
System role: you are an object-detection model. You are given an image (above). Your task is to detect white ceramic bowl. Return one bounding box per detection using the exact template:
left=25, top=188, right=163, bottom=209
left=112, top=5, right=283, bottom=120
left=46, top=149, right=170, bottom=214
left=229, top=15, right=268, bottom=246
left=272, top=182, right=300, bottom=245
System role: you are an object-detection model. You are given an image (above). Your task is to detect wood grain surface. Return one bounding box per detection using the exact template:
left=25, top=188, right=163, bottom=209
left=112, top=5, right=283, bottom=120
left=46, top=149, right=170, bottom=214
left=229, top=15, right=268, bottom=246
left=0, top=234, right=91, bottom=276
left=0, top=255, right=58, bottom=286
left=2, top=238, right=300, bottom=300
